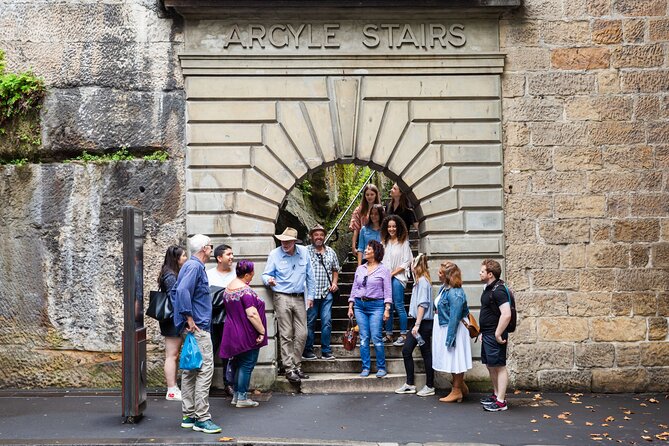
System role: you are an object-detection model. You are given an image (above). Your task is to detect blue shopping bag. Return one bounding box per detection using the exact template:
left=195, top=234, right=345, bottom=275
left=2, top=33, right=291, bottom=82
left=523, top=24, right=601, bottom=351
left=179, top=332, right=203, bottom=370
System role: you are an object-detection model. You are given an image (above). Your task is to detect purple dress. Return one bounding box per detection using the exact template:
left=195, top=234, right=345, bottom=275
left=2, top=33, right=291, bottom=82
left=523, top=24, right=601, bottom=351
left=218, top=285, right=268, bottom=359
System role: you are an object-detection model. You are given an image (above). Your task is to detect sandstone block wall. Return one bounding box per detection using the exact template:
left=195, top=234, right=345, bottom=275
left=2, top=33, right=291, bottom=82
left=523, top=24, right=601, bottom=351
left=501, top=0, right=669, bottom=392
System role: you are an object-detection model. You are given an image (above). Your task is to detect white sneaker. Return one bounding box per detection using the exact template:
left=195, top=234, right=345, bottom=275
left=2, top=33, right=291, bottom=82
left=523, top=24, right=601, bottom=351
left=166, top=387, right=182, bottom=401
left=417, top=385, right=435, bottom=397
left=394, top=383, right=416, bottom=394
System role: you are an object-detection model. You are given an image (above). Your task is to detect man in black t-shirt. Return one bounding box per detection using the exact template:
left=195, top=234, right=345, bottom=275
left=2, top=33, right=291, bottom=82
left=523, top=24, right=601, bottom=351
left=478, top=259, right=512, bottom=412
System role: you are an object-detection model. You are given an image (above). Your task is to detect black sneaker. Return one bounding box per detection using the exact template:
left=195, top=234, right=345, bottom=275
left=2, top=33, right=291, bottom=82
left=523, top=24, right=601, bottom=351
left=483, top=400, right=508, bottom=412
left=480, top=394, right=497, bottom=405
left=322, top=352, right=336, bottom=360
left=285, top=370, right=301, bottom=383
left=301, top=352, right=317, bottom=360
left=296, top=368, right=310, bottom=379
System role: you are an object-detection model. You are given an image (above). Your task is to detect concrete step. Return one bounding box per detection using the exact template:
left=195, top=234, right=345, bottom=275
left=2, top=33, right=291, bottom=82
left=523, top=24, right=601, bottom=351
left=313, top=331, right=411, bottom=345
left=309, top=344, right=420, bottom=358
left=297, top=372, right=426, bottom=394
left=300, top=357, right=424, bottom=374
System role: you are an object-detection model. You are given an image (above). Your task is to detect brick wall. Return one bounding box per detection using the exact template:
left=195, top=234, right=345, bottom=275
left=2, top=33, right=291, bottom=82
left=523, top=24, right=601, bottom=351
left=501, top=0, right=669, bottom=391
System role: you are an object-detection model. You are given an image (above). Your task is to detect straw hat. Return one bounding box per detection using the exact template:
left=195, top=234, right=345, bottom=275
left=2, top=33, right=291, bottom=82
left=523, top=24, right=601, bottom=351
left=275, top=227, right=299, bottom=241
left=309, top=224, right=326, bottom=237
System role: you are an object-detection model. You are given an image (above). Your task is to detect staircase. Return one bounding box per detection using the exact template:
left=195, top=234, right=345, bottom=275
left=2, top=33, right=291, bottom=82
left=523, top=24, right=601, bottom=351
left=277, top=230, right=422, bottom=393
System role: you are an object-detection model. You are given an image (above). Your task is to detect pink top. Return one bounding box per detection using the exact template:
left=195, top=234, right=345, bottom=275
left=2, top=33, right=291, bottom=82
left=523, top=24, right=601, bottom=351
left=348, top=205, right=369, bottom=232
left=218, top=285, right=268, bottom=358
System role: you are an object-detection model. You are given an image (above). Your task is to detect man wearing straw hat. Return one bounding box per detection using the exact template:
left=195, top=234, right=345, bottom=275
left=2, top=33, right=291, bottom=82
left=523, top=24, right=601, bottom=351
left=262, top=227, right=316, bottom=383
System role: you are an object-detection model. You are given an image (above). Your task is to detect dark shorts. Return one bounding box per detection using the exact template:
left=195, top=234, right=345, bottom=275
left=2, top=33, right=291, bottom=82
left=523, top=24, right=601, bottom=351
left=159, top=318, right=180, bottom=337
left=481, top=332, right=507, bottom=367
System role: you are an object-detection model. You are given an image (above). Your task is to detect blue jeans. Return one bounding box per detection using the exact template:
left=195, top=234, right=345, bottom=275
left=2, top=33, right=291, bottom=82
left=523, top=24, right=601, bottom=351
left=384, top=277, right=408, bottom=335
left=354, top=298, right=386, bottom=371
left=232, top=348, right=259, bottom=401
left=304, top=293, right=333, bottom=355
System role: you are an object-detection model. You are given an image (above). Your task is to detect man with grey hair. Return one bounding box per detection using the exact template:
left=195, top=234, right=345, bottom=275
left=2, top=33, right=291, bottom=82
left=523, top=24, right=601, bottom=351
left=172, top=234, right=221, bottom=434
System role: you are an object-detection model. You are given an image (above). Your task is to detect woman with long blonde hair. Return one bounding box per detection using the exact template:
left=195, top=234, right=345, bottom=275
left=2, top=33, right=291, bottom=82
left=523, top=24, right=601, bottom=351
left=432, top=261, right=472, bottom=403
left=394, top=253, right=435, bottom=397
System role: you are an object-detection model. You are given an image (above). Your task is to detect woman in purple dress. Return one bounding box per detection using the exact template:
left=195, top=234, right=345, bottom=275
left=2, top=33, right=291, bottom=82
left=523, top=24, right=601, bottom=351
left=219, top=260, right=268, bottom=408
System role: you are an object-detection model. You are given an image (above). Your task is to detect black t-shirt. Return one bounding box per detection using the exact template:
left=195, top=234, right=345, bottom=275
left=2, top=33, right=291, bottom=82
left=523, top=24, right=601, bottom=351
left=479, top=279, right=509, bottom=333
left=386, top=202, right=417, bottom=230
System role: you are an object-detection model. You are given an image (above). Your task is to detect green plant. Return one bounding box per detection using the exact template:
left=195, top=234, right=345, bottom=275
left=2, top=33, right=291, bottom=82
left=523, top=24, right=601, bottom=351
left=0, top=50, right=45, bottom=124
left=69, top=148, right=135, bottom=164
left=7, top=158, right=28, bottom=166
left=143, top=150, right=169, bottom=161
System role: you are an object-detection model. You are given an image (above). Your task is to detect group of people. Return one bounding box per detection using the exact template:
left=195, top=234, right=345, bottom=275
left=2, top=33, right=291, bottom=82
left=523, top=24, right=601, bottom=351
left=152, top=182, right=513, bottom=435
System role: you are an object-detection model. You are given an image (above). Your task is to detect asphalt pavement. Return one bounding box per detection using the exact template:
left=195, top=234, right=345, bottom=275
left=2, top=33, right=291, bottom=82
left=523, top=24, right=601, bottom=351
left=0, top=389, right=667, bottom=446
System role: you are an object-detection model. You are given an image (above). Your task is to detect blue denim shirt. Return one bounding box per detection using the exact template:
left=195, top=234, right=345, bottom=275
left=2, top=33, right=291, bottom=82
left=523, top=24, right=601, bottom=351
left=172, top=256, right=212, bottom=334
left=262, top=245, right=316, bottom=300
left=436, top=285, right=469, bottom=348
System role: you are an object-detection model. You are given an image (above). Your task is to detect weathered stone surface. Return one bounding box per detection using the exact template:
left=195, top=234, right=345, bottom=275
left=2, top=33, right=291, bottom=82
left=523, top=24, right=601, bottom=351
left=616, top=344, right=641, bottom=367
left=565, top=97, right=632, bottom=121
left=551, top=47, right=610, bottom=70
left=648, top=317, right=669, bottom=340
left=513, top=343, right=574, bottom=371
left=506, top=245, right=559, bottom=269
left=575, top=343, right=615, bottom=368
left=612, top=219, right=660, bottom=242
left=623, top=19, right=646, bottom=43
left=580, top=269, right=617, bottom=292
left=649, top=122, right=669, bottom=144
left=539, top=219, right=590, bottom=244
left=587, top=243, right=629, bottom=268
left=616, top=1, right=666, bottom=17
left=647, top=368, right=669, bottom=392
left=630, top=194, right=669, bottom=217
left=504, top=146, right=552, bottom=171
left=531, top=122, right=588, bottom=146
left=612, top=44, right=665, bottom=68
left=617, top=269, right=669, bottom=291
left=592, top=368, right=648, bottom=393
left=532, top=172, right=586, bottom=194
left=589, top=122, right=646, bottom=145
left=528, top=72, right=595, bottom=96
left=649, top=18, right=669, bottom=41
left=553, top=146, right=602, bottom=171
left=505, top=47, right=550, bottom=71
left=611, top=292, right=657, bottom=316
left=560, top=245, right=586, bottom=269
left=538, top=370, right=592, bottom=391
left=555, top=195, right=606, bottom=218
left=602, top=145, right=654, bottom=169
left=505, top=195, right=553, bottom=218
left=652, top=242, right=669, bottom=268
left=568, top=292, right=611, bottom=316
left=591, top=219, right=612, bottom=242
left=640, top=342, right=669, bottom=366
left=621, top=70, right=669, bottom=93
left=503, top=98, right=563, bottom=122
left=512, top=316, right=537, bottom=344
left=500, top=20, right=540, bottom=47
left=532, top=269, right=579, bottom=291
left=590, top=172, right=663, bottom=194
left=634, top=96, right=661, bottom=121
left=42, top=88, right=185, bottom=154
left=538, top=317, right=589, bottom=342
left=630, top=244, right=650, bottom=267
left=541, top=21, right=591, bottom=45
left=591, top=317, right=647, bottom=341
left=597, top=70, right=621, bottom=94
left=515, top=292, right=568, bottom=317
left=592, top=20, right=623, bottom=44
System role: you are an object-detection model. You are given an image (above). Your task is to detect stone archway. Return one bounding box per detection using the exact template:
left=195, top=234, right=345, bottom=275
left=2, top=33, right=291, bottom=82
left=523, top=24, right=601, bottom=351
left=176, top=9, right=507, bottom=386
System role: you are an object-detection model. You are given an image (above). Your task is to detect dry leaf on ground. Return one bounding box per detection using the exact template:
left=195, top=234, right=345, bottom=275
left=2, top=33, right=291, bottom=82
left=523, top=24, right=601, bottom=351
left=543, top=414, right=551, bottom=419
left=218, top=437, right=234, bottom=442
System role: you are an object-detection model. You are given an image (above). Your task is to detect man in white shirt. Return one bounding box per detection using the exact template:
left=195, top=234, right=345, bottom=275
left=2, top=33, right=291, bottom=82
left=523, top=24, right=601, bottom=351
left=206, top=244, right=236, bottom=395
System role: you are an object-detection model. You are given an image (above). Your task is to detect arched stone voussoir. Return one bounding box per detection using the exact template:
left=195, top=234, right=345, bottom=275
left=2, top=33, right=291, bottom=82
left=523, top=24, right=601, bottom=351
left=244, top=168, right=287, bottom=205
left=387, top=123, right=430, bottom=178
left=234, top=191, right=279, bottom=222
left=411, top=166, right=451, bottom=201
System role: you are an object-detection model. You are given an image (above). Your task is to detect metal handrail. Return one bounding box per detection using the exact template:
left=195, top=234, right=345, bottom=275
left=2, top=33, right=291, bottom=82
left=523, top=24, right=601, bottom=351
left=325, top=170, right=376, bottom=244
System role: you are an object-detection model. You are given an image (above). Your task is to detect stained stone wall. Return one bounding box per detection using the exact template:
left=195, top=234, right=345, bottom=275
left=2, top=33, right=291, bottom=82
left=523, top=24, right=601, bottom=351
left=500, top=0, right=669, bottom=392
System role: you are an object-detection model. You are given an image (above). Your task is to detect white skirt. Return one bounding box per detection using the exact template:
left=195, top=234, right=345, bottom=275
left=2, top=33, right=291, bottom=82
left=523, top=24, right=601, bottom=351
left=432, top=311, right=473, bottom=374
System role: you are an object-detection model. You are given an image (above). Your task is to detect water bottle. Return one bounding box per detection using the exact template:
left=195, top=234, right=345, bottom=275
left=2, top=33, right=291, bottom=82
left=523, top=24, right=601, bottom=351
left=414, top=332, right=425, bottom=346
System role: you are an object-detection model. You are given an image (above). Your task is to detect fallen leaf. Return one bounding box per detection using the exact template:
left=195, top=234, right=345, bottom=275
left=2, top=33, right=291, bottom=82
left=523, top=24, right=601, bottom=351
left=602, top=423, right=609, bottom=427
left=605, top=416, right=616, bottom=422
left=218, top=437, right=234, bottom=442
left=534, top=394, right=543, bottom=400
left=586, top=422, right=594, bottom=426
left=531, top=419, right=537, bottom=423
left=640, top=403, right=648, bottom=407
left=558, top=414, right=569, bottom=420
left=565, top=420, right=573, bottom=424
left=648, top=398, right=659, bottom=404
left=591, top=436, right=603, bottom=441
left=641, top=435, right=652, bottom=441
left=624, top=416, right=631, bottom=420
left=566, top=435, right=572, bottom=438
left=543, top=414, right=551, bottom=419
left=514, top=389, right=521, bottom=395
left=532, top=429, right=539, bottom=432
left=659, top=424, right=668, bottom=429
left=624, top=410, right=633, bottom=415
left=586, top=405, right=594, bottom=409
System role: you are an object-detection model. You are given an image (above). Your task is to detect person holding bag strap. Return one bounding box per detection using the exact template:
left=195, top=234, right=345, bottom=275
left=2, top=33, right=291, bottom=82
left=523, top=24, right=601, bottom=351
left=303, top=224, right=341, bottom=361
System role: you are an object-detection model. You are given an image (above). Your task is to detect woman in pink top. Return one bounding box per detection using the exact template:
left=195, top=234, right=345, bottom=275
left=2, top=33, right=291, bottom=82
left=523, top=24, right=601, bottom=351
left=348, top=184, right=381, bottom=254
left=219, top=260, right=268, bottom=408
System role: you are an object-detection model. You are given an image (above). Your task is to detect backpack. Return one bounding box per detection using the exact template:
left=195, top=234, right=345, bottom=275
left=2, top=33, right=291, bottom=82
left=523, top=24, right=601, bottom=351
left=499, top=282, right=517, bottom=333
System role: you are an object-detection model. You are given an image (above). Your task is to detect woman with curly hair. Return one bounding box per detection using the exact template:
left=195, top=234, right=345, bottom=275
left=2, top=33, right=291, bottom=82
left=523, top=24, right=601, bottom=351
left=380, top=214, right=413, bottom=346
